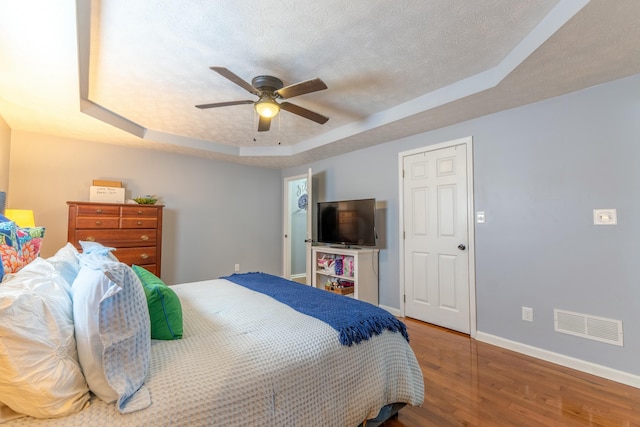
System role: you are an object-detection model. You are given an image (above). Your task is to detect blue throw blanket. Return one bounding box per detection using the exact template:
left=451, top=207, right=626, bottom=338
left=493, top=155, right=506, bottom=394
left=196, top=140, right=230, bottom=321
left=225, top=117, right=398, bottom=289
left=221, top=272, right=409, bottom=346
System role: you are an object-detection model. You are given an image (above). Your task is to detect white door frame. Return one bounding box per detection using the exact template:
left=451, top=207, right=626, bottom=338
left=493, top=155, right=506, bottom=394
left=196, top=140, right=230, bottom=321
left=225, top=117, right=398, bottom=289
left=282, top=169, right=312, bottom=284
left=398, top=136, right=477, bottom=337
left=283, top=173, right=304, bottom=279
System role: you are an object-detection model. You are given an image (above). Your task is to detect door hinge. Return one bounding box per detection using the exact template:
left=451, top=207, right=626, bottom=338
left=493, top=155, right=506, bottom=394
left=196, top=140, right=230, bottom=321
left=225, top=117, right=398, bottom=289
left=403, top=231, right=405, bottom=240
left=404, top=294, right=406, bottom=303
left=402, top=169, right=405, bottom=178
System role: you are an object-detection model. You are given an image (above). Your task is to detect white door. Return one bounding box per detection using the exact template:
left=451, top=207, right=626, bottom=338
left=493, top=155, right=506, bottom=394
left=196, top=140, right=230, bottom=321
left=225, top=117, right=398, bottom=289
left=283, top=168, right=313, bottom=284
left=402, top=141, right=471, bottom=333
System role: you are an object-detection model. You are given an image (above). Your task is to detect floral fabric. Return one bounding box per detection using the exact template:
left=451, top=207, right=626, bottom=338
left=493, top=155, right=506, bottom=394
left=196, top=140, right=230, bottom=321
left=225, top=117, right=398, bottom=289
left=0, top=216, right=45, bottom=281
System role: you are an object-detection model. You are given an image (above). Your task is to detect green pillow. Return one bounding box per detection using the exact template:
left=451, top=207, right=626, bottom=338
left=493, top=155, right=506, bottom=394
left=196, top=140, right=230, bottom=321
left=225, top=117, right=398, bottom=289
left=132, top=265, right=183, bottom=340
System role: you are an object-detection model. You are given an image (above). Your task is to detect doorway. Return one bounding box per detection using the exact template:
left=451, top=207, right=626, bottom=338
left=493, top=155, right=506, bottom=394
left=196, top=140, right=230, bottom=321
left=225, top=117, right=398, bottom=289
left=399, top=137, right=476, bottom=336
left=283, top=169, right=313, bottom=284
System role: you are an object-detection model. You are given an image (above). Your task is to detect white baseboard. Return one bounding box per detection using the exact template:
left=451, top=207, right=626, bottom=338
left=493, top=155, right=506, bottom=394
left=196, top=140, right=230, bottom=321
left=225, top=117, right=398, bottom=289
left=475, top=331, right=640, bottom=389
left=379, top=304, right=402, bottom=317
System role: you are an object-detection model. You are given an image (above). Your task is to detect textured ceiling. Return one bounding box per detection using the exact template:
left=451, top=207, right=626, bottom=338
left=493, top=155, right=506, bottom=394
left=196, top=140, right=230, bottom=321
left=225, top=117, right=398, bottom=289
left=1, top=0, right=640, bottom=169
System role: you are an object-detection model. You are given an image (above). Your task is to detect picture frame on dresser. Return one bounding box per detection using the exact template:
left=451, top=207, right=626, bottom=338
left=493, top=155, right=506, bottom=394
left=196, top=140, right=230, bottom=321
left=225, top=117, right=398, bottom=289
left=67, top=201, right=164, bottom=277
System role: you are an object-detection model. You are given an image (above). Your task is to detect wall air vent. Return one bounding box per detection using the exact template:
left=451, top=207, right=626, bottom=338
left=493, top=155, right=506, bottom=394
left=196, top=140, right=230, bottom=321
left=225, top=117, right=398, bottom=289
left=554, top=309, right=623, bottom=346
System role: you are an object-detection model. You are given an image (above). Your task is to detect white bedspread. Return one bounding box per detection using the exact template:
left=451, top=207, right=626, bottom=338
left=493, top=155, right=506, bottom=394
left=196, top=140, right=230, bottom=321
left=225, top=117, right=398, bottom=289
left=6, top=279, right=424, bottom=426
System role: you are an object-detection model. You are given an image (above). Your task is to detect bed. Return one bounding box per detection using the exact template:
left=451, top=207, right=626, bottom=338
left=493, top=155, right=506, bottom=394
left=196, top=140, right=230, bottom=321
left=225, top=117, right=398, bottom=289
left=0, top=235, right=424, bottom=426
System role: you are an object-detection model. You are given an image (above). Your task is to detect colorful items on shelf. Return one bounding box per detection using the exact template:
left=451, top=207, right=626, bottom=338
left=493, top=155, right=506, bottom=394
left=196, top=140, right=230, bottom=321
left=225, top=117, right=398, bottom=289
left=316, top=253, right=355, bottom=278
left=324, top=278, right=355, bottom=295
left=334, top=257, right=343, bottom=276
left=317, top=254, right=333, bottom=272
left=344, top=257, right=353, bottom=277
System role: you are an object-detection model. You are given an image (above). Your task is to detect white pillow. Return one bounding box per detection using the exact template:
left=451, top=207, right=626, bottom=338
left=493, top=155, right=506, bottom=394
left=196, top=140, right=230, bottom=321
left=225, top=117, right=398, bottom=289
left=72, top=259, right=151, bottom=413
left=0, top=258, right=90, bottom=420
left=47, top=242, right=81, bottom=286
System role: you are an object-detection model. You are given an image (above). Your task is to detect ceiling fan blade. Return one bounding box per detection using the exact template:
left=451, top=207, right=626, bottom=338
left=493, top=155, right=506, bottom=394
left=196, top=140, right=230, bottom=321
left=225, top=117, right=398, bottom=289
left=257, top=115, right=271, bottom=132
left=276, top=78, right=327, bottom=99
left=280, top=102, right=329, bottom=124
left=209, top=67, right=258, bottom=95
left=195, top=100, right=254, bottom=109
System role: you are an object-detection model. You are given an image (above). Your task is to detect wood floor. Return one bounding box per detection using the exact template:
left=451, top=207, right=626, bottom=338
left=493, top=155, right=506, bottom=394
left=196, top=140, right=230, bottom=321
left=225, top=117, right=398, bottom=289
left=382, top=318, right=640, bottom=427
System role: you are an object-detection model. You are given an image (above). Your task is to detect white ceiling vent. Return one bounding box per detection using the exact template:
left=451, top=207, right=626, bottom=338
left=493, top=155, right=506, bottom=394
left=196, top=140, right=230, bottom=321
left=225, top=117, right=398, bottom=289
left=554, top=309, right=623, bottom=346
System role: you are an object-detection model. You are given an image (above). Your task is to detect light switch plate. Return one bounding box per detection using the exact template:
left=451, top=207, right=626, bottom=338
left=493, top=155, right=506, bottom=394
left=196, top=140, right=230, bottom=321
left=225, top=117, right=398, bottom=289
left=476, top=211, right=485, bottom=224
left=593, top=209, right=617, bottom=225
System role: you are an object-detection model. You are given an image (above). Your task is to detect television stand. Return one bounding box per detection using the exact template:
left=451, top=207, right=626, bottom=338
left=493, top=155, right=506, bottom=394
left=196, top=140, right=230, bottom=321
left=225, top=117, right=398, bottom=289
left=311, top=246, right=379, bottom=305
left=329, top=245, right=362, bottom=250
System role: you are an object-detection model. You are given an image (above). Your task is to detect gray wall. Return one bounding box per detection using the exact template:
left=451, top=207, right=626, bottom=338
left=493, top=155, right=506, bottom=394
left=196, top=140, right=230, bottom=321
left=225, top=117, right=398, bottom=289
left=7, top=132, right=283, bottom=285
left=284, top=73, right=640, bottom=375
left=5, top=73, right=639, bottom=376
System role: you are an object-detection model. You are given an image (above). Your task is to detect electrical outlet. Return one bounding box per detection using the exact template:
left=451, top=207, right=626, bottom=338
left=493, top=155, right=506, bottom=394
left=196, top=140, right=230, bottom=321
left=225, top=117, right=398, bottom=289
left=234, top=264, right=240, bottom=272
left=522, top=306, right=533, bottom=322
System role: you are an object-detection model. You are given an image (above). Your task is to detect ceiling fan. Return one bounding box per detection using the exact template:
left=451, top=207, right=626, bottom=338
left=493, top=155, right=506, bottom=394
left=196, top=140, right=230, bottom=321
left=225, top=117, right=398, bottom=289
left=196, top=67, right=329, bottom=132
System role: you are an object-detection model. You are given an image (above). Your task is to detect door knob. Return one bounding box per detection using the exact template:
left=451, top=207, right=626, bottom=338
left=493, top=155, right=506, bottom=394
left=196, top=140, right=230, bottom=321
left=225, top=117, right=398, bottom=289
left=458, top=244, right=466, bottom=250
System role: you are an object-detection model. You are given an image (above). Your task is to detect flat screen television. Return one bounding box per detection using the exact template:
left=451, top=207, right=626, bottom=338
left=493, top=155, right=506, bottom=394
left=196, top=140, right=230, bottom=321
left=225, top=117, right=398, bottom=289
left=317, top=198, right=376, bottom=247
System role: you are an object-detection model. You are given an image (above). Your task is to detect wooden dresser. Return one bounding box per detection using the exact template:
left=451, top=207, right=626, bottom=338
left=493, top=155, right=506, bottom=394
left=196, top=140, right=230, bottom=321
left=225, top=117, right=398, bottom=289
left=67, top=201, right=164, bottom=277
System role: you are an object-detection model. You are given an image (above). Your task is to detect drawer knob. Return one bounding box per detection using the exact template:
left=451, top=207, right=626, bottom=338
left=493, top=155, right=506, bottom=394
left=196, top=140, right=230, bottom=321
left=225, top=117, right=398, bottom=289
left=137, top=221, right=143, bottom=225
left=137, top=210, right=143, bottom=215
left=140, top=235, right=149, bottom=241
left=95, top=220, right=102, bottom=225
left=86, top=236, right=96, bottom=242
left=140, top=253, right=149, bottom=260
left=96, top=209, right=103, bottom=214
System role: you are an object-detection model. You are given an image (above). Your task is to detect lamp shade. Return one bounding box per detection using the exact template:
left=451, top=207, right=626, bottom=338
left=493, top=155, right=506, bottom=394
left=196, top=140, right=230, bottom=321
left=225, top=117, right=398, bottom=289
left=254, top=98, right=280, bottom=118
left=4, top=209, right=36, bottom=228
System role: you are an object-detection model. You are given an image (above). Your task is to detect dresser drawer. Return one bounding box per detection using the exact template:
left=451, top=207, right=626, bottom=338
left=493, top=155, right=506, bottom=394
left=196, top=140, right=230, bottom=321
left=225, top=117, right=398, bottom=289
left=76, top=205, right=120, bottom=216
left=75, top=217, right=121, bottom=229
left=76, top=229, right=157, bottom=247
left=120, top=217, right=158, bottom=229
left=121, top=206, right=160, bottom=217
left=114, top=247, right=157, bottom=266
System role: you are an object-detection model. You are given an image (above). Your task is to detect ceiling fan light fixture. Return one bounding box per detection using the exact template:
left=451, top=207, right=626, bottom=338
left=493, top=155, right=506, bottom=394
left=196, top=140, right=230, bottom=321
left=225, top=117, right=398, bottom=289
left=255, top=97, right=280, bottom=118
left=198, top=68, right=329, bottom=132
